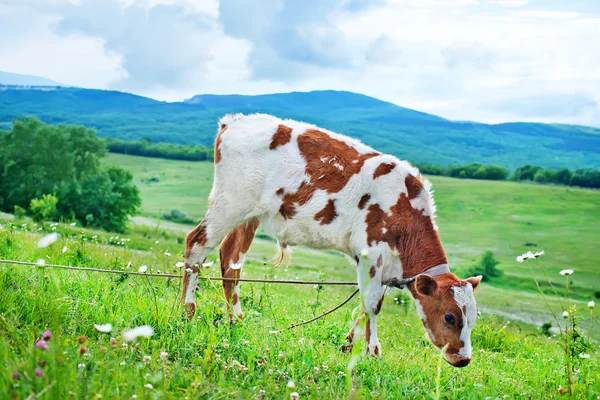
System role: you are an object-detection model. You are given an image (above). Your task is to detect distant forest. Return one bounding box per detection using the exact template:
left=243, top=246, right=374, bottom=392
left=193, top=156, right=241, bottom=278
left=106, top=136, right=600, bottom=189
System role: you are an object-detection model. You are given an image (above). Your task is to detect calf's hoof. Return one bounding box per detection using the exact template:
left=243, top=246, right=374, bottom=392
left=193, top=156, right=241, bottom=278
left=366, top=342, right=381, bottom=357
left=340, top=343, right=354, bottom=353
left=184, top=302, right=196, bottom=319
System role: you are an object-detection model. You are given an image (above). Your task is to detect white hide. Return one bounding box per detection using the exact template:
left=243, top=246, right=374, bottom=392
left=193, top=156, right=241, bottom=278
left=212, top=113, right=438, bottom=264
left=452, top=284, right=477, bottom=359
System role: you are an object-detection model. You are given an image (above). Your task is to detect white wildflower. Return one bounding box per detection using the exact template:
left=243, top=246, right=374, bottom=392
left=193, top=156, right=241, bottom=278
left=517, top=251, right=536, bottom=263
left=268, top=330, right=279, bottom=334
left=131, top=396, right=137, bottom=399
left=164, top=251, right=171, bottom=257
left=579, top=353, right=590, bottom=359
left=78, top=363, right=85, bottom=369
left=287, top=380, right=295, bottom=388
left=144, top=384, right=153, bottom=390
left=70, top=222, right=77, bottom=226
left=94, top=323, right=113, bottom=333
left=36, top=259, right=46, bottom=266
left=122, top=326, right=154, bottom=341
left=62, top=246, right=68, bottom=253
left=559, top=269, right=574, bottom=276
left=201, top=261, right=214, bottom=267
left=589, top=301, right=595, bottom=309
left=38, top=233, right=59, bottom=248
left=159, top=351, right=168, bottom=360
left=143, top=355, right=151, bottom=362
left=534, top=250, right=545, bottom=258
left=290, top=392, right=299, bottom=400
left=562, top=311, right=569, bottom=318
left=175, top=262, right=185, bottom=268
left=139, top=265, right=148, bottom=273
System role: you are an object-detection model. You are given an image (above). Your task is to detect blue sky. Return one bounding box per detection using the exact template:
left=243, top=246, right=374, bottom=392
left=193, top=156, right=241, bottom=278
left=0, top=0, right=599, bottom=126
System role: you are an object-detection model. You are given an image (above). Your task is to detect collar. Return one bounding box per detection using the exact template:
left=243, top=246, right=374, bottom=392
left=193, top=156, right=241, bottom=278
left=384, top=263, right=450, bottom=290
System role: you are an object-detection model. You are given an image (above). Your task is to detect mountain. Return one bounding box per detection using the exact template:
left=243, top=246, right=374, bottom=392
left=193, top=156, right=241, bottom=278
left=0, top=71, right=63, bottom=87
left=1, top=86, right=599, bottom=169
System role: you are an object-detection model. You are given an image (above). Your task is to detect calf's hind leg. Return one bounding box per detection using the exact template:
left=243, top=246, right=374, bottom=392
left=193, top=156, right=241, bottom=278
left=219, top=217, right=260, bottom=323
left=182, top=209, right=242, bottom=319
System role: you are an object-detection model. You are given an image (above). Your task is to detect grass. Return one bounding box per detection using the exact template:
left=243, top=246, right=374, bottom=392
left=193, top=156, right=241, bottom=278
left=107, top=153, right=600, bottom=327
left=1, top=221, right=599, bottom=399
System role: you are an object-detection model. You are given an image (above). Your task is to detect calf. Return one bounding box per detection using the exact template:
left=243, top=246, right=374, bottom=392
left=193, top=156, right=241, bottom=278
left=181, top=113, right=482, bottom=367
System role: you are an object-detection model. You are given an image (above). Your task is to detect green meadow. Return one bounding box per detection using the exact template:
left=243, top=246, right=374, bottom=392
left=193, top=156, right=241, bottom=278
left=0, top=153, right=598, bottom=398
left=109, top=153, right=600, bottom=322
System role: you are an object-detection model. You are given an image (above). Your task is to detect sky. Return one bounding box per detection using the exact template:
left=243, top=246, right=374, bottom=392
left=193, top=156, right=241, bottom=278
left=0, top=0, right=599, bottom=126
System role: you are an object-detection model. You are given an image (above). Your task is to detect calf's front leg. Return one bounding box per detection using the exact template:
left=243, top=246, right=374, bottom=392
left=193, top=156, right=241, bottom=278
left=344, top=253, right=386, bottom=356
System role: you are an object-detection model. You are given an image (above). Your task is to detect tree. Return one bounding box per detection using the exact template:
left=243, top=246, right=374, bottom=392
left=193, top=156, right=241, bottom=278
left=467, top=251, right=503, bottom=282
left=0, top=117, right=140, bottom=232
left=512, top=165, right=542, bottom=181
left=555, top=168, right=572, bottom=186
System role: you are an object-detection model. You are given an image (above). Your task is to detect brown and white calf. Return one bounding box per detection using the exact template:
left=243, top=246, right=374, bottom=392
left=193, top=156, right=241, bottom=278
left=181, top=113, right=482, bottom=367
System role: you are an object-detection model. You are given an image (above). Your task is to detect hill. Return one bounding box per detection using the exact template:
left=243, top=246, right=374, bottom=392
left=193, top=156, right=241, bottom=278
left=0, top=71, right=63, bottom=86
left=2, top=86, right=600, bottom=169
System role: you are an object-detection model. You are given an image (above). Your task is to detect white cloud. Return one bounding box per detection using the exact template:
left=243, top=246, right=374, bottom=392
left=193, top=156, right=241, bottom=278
left=0, top=0, right=599, bottom=125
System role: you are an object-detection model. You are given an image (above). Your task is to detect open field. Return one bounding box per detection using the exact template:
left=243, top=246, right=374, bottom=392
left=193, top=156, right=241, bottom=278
left=107, top=153, right=600, bottom=314
left=1, top=220, right=599, bottom=399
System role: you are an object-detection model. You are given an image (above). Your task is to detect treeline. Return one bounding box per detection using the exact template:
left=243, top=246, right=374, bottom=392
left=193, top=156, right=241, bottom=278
left=105, top=137, right=214, bottom=162
left=103, top=136, right=600, bottom=189
left=415, top=162, right=600, bottom=189
left=0, top=118, right=141, bottom=232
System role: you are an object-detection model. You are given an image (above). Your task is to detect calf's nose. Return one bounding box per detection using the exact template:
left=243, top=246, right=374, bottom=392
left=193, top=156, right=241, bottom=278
left=453, top=358, right=470, bottom=368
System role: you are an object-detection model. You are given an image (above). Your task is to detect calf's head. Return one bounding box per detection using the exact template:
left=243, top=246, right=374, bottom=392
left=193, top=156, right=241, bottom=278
left=409, top=273, right=482, bottom=367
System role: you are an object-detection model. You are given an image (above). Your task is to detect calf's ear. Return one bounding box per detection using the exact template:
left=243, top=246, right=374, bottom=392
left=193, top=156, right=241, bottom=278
left=415, top=274, right=437, bottom=296
left=466, top=275, right=482, bottom=291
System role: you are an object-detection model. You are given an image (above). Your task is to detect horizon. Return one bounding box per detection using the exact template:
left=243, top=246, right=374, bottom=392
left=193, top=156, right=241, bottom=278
left=1, top=1, right=599, bottom=127
left=3, top=77, right=600, bottom=129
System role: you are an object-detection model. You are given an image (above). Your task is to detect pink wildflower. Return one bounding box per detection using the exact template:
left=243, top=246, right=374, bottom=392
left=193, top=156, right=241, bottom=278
left=36, top=340, right=49, bottom=350
left=35, top=368, right=43, bottom=377
left=42, top=330, right=52, bottom=341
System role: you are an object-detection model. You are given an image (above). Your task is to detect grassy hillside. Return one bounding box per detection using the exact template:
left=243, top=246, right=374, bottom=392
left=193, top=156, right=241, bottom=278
left=107, top=153, right=600, bottom=328
left=1, top=220, right=598, bottom=399
left=2, top=87, right=600, bottom=169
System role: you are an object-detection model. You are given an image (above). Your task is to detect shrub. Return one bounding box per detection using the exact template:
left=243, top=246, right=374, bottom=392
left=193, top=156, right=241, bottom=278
left=13, top=205, right=26, bottom=219
left=29, top=194, right=58, bottom=222
left=467, top=251, right=503, bottom=281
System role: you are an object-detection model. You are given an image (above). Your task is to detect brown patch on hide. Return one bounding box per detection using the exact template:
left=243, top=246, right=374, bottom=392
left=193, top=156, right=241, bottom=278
left=373, top=162, right=396, bottom=179
left=298, top=129, right=379, bottom=193
left=275, top=188, right=285, bottom=196
left=369, top=266, right=376, bottom=278
left=185, top=218, right=208, bottom=258
left=374, top=295, right=384, bottom=315
left=279, top=181, right=317, bottom=219
left=219, top=218, right=260, bottom=319
left=364, top=188, right=446, bottom=278
left=214, top=124, right=227, bottom=164
left=405, top=174, right=424, bottom=200
left=314, top=199, right=338, bottom=225
left=269, top=124, right=293, bottom=150
left=358, top=194, right=371, bottom=210
left=279, top=129, right=379, bottom=217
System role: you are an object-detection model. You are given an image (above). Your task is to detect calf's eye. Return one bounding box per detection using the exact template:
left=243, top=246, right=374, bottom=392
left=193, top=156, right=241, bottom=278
left=444, top=314, right=455, bottom=325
